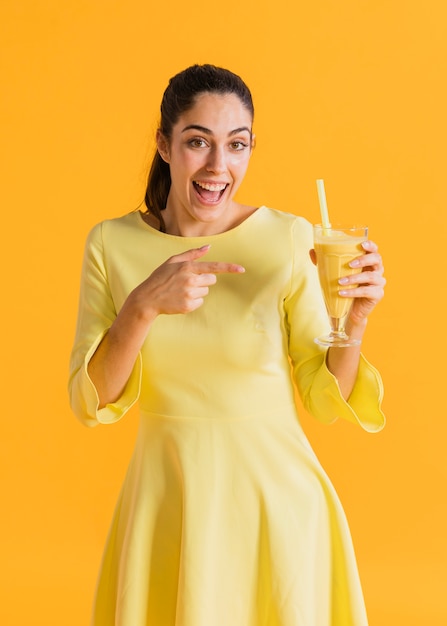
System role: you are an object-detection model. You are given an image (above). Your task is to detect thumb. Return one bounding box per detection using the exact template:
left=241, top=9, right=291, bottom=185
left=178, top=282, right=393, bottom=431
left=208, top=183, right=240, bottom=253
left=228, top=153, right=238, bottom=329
left=167, top=245, right=211, bottom=264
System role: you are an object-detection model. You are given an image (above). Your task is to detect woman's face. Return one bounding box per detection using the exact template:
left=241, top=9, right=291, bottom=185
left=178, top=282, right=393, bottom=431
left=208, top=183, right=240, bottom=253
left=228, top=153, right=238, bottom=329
left=158, top=91, right=254, bottom=236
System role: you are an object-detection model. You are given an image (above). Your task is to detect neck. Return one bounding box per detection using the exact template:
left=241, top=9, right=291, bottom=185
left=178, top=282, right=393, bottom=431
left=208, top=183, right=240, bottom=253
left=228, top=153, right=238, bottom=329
left=162, top=202, right=258, bottom=237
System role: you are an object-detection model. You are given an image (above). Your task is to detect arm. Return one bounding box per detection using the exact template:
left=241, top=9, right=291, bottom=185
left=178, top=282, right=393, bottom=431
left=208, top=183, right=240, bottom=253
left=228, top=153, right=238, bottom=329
left=81, top=244, right=245, bottom=410
left=286, top=218, right=385, bottom=432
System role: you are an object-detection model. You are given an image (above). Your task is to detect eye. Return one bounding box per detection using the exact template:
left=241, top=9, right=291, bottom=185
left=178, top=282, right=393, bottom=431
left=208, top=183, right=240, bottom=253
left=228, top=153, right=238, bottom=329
left=188, top=138, right=208, bottom=149
left=230, top=140, right=249, bottom=151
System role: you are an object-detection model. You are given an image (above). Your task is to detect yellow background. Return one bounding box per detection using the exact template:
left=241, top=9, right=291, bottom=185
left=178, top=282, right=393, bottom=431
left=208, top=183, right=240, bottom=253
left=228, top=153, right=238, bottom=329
left=1, top=1, right=446, bottom=624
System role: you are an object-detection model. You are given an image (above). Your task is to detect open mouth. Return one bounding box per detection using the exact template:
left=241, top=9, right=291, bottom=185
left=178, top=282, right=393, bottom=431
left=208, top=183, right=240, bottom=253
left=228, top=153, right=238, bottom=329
left=193, top=181, right=228, bottom=203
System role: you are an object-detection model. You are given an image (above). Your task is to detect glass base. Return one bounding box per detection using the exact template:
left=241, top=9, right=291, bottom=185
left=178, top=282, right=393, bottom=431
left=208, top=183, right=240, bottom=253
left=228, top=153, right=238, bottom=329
left=314, top=333, right=361, bottom=348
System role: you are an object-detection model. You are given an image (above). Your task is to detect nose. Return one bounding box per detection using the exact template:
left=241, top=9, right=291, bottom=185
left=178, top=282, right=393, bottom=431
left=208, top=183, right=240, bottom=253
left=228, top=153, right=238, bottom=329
left=206, top=146, right=227, bottom=174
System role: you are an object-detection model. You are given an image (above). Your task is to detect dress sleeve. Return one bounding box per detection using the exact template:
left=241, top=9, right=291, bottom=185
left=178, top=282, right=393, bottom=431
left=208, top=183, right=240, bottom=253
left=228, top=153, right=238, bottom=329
left=68, top=222, right=142, bottom=427
left=284, top=218, right=385, bottom=433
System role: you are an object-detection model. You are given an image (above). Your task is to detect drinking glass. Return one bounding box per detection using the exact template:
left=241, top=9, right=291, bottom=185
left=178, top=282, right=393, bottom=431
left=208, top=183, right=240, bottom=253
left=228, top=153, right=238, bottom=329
left=313, top=224, right=368, bottom=347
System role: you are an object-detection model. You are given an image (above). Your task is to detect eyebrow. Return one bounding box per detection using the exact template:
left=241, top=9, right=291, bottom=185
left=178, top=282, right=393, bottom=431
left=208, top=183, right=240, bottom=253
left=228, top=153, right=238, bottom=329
left=181, top=124, right=252, bottom=136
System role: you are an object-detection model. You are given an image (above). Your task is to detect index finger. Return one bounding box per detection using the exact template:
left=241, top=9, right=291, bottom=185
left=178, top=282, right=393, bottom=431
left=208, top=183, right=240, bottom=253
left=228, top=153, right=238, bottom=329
left=361, top=240, right=379, bottom=253
left=350, top=243, right=383, bottom=271
left=193, top=261, right=246, bottom=274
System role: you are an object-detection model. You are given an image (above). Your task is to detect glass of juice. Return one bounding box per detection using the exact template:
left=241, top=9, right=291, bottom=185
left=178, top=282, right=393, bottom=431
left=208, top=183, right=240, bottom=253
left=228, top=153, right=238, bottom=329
left=313, top=224, right=368, bottom=347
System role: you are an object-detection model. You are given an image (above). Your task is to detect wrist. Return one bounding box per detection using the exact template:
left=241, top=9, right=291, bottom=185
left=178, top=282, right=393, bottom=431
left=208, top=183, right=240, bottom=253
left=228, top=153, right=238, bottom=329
left=345, top=316, right=368, bottom=339
left=118, top=292, right=158, bottom=331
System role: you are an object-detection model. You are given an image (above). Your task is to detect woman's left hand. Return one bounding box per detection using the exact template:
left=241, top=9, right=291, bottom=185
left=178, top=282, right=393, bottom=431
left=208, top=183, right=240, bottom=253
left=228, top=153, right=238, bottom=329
left=338, top=239, right=386, bottom=326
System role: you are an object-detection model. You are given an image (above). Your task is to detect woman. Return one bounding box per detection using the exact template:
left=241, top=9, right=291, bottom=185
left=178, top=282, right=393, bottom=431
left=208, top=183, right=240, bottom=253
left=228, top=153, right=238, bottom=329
left=69, top=64, right=386, bottom=626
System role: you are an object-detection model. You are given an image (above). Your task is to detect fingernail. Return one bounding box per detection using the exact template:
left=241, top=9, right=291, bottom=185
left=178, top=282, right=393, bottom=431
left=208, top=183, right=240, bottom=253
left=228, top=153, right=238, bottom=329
left=338, top=277, right=349, bottom=284
left=199, top=244, right=211, bottom=250
left=339, top=290, right=349, bottom=296
left=349, top=259, right=360, bottom=267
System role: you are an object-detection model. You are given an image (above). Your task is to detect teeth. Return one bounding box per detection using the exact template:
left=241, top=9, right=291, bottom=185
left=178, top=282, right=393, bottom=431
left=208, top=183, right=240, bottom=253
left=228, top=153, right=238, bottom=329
left=195, top=181, right=227, bottom=192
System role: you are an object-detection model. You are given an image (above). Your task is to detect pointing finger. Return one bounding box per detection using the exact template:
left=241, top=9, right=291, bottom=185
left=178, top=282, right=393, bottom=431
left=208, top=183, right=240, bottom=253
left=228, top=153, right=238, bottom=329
left=193, top=261, right=246, bottom=274
left=165, top=246, right=245, bottom=274
left=167, top=245, right=212, bottom=264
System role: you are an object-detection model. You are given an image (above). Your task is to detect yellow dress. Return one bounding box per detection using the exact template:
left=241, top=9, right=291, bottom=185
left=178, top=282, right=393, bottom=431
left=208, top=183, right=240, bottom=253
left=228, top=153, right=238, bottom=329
left=69, top=206, right=385, bottom=626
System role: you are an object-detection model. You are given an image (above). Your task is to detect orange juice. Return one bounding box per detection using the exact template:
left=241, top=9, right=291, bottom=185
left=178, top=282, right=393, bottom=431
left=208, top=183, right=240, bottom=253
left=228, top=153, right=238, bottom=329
left=314, top=227, right=367, bottom=321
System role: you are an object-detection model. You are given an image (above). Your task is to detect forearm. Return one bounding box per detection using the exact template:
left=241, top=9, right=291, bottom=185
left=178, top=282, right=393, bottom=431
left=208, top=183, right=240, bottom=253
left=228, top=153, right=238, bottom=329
left=87, top=298, right=157, bottom=408
left=326, top=318, right=367, bottom=400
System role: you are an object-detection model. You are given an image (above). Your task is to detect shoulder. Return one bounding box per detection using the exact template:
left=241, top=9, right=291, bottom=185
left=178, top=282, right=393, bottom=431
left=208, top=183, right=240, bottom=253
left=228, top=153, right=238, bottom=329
left=260, top=206, right=312, bottom=241
left=84, top=211, right=141, bottom=246
left=260, top=206, right=310, bottom=226
left=89, top=210, right=140, bottom=235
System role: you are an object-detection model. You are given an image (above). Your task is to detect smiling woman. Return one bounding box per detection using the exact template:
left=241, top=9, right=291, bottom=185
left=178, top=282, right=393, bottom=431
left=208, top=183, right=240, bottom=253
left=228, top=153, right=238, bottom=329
left=68, top=64, right=386, bottom=626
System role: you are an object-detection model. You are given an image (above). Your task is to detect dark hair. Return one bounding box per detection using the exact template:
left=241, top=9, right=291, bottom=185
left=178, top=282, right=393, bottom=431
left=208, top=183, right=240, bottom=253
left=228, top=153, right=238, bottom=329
left=144, top=64, right=254, bottom=231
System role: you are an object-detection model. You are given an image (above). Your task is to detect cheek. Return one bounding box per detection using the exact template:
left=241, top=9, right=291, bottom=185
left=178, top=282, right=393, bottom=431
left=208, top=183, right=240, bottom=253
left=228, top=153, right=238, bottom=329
left=169, top=152, right=195, bottom=179
left=231, top=155, right=251, bottom=179
left=180, top=151, right=204, bottom=175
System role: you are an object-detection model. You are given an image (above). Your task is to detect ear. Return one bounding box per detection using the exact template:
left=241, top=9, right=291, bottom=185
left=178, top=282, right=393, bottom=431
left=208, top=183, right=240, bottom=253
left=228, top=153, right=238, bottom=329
left=156, top=129, right=170, bottom=163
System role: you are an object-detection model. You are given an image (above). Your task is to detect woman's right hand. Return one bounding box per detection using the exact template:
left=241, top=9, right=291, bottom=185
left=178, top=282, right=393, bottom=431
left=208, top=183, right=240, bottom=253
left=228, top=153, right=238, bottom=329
left=129, top=244, right=245, bottom=320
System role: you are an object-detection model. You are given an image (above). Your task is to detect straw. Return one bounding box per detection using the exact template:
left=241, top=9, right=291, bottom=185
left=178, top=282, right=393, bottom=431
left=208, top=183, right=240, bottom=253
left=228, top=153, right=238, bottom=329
left=316, top=179, right=331, bottom=232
